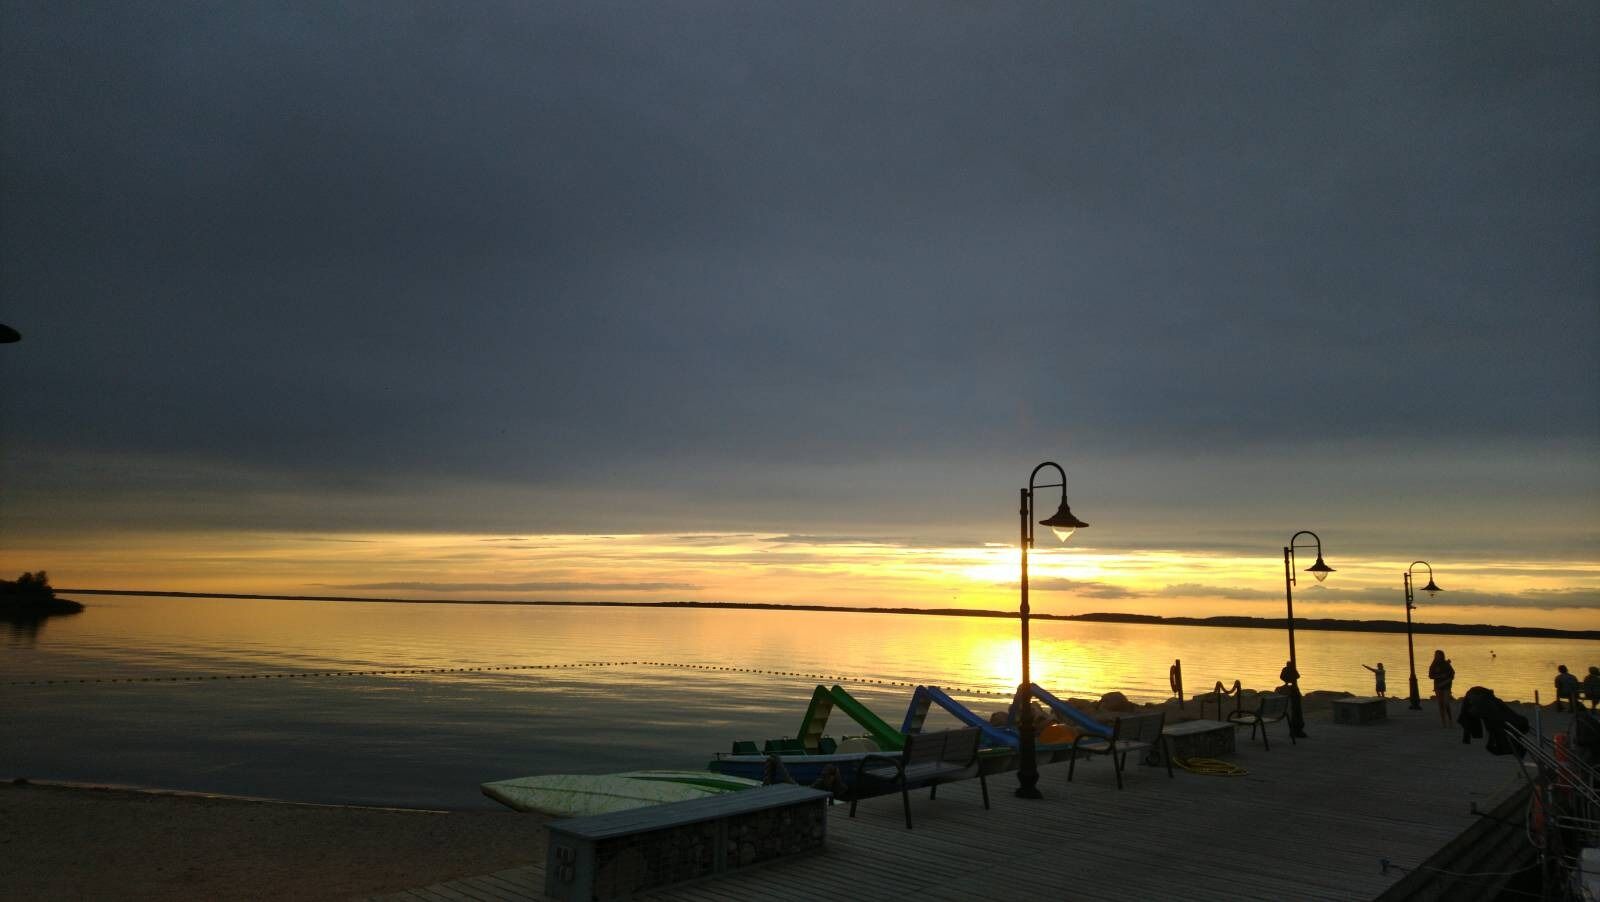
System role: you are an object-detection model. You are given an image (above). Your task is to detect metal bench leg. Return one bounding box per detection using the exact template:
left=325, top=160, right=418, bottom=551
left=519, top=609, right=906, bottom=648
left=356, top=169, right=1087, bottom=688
left=1287, top=720, right=1296, bottom=745
left=1067, top=748, right=1078, bottom=782
left=900, top=781, right=912, bottom=829
left=1113, top=751, right=1125, bottom=790
left=1262, top=719, right=1271, bottom=752
left=929, top=783, right=938, bottom=801
left=979, top=774, right=990, bottom=809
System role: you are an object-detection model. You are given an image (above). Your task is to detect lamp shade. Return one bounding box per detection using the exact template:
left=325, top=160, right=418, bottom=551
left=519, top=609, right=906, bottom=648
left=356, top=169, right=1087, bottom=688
left=1420, top=578, right=1442, bottom=596
left=1039, top=498, right=1089, bottom=544
left=1306, top=556, right=1334, bottom=582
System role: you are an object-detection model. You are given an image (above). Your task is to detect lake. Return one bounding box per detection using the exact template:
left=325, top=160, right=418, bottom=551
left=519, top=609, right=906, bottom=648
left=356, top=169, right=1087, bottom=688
left=6, top=595, right=1596, bottom=809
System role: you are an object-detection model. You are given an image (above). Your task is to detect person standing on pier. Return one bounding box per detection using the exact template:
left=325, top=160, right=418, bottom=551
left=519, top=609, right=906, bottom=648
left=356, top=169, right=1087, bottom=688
left=1428, top=650, right=1455, bottom=727
left=1280, top=660, right=1307, bottom=738
left=1361, top=662, right=1387, bottom=697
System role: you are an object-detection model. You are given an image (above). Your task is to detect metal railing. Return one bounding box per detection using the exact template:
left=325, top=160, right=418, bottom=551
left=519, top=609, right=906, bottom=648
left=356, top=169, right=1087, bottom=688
left=1505, top=716, right=1598, bottom=899
left=1201, top=679, right=1242, bottom=720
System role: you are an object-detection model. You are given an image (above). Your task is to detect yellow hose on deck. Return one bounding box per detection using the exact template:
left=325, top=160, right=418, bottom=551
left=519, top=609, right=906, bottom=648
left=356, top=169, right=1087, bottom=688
left=1172, top=756, right=1247, bottom=776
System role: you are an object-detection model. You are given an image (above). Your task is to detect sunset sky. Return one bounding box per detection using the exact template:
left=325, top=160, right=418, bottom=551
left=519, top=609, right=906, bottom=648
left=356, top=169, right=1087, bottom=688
left=2, top=3, right=1596, bottom=629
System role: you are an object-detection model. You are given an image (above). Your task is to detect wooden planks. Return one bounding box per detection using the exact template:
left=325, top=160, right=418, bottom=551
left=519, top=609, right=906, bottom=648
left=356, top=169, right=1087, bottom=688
left=375, top=705, right=1537, bottom=902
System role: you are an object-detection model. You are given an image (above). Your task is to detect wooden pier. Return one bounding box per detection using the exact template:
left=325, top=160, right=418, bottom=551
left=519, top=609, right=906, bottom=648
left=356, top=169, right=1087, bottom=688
left=378, top=702, right=1539, bottom=901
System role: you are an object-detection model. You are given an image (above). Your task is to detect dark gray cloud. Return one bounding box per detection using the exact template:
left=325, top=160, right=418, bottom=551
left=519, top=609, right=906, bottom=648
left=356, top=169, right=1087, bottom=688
left=1, top=3, right=1596, bottom=551
left=1160, top=583, right=1284, bottom=601
left=762, top=534, right=985, bottom=549
left=1157, top=583, right=1600, bottom=610
left=1029, top=577, right=1141, bottom=599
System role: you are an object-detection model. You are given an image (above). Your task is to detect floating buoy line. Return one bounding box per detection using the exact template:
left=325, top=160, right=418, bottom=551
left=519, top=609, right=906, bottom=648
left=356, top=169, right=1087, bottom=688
left=4, top=659, right=1016, bottom=699
left=634, top=661, right=1017, bottom=699
left=4, top=661, right=630, bottom=687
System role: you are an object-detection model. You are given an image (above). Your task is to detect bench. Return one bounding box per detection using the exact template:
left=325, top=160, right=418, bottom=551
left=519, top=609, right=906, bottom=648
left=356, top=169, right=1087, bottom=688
left=1227, top=692, right=1295, bottom=750
left=1163, top=719, right=1236, bottom=760
left=1333, top=696, right=1388, bottom=725
left=1067, top=711, right=1172, bottom=789
left=847, top=726, right=988, bottom=829
left=544, top=784, right=830, bottom=901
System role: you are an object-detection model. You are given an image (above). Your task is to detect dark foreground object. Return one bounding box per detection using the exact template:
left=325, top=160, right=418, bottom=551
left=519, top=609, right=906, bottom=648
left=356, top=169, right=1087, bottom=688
left=1372, top=784, right=1535, bottom=902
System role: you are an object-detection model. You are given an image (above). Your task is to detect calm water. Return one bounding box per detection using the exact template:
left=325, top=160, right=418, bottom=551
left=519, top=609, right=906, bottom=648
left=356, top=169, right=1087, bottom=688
left=6, top=596, right=1596, bottom=808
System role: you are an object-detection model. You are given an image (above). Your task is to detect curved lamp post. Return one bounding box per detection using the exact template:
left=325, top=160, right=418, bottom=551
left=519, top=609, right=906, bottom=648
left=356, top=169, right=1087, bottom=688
left=1403, top=561, right=1442, bottom=711
left=1015, top=460, right=1088, bottom=799
left=1282, top=530, right=1333, bottom=738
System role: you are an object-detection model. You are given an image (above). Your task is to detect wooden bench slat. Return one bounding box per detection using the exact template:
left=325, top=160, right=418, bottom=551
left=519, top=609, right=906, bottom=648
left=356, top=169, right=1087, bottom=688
left=847, top=727, right=989, bottom=828
left=1068, top=711, right=1173, bottom=789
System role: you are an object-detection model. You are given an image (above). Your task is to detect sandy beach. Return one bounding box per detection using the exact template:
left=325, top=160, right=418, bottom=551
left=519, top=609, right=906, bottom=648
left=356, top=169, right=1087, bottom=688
left=0, top=781, right=549, bottom=901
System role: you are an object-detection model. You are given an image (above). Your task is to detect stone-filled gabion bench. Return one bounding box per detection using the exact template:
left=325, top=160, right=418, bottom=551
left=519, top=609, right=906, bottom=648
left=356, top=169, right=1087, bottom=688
left=1161, top=719, right=1237, bottom=759
left=544, top=784, right=830, bottom=901
left=1332, top=696, right=1389, bottom=725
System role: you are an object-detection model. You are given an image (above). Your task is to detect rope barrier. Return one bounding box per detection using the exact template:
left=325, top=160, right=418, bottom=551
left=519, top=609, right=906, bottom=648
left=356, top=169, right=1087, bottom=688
left=1378, top=857, right=1541, bottom=881
left=1, top=661, right=640, bottom=687
left=4, top=658, right=1037, bottom=700
left=633, top=661, right=1019, bottom=699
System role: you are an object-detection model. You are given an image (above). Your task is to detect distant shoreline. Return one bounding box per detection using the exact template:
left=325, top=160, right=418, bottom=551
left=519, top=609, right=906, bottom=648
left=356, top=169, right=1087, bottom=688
left=57, top=588, right=1600, bottom=641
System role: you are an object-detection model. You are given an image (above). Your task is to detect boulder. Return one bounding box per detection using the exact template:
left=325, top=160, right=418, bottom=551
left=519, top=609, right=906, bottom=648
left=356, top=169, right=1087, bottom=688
left=1302, top=689, right=1353, bottom=714
left=1098, top=691, right=1139, bottom=713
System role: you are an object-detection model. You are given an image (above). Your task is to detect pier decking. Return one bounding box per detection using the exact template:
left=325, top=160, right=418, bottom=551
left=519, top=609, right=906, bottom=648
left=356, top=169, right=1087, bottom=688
left=380, top=703, right=1541, bottom=901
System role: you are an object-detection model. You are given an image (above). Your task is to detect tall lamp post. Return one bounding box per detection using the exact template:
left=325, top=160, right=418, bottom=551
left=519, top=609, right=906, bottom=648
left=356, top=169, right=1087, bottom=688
left=1403, top=561, right=1442, bottom=711
left=1015, top=461, right=1089, bottom=799
left=1282, top=530, right=1333, bottom=739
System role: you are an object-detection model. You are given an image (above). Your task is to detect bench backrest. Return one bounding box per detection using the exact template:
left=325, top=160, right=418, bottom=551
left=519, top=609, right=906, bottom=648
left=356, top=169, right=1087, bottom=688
left=902, top=727, right=982, bottom=769
left=1112, top=711, right=1166, bottom=744
left=1257, top=693, right=1289, bottom=720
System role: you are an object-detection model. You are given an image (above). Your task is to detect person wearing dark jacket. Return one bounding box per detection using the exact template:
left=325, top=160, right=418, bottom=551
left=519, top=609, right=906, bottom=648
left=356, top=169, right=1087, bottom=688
left=1280, top=660, right=1307, bottom=739
left=1427, top=650, right=1455, bottom=727
left=1457, top=686, right=1529, bottom=757
left=1555, top=665, right=1580, bottom=711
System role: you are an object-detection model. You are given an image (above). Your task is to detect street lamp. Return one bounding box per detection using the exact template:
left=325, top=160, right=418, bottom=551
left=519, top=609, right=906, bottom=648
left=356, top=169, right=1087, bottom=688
left=1282, top=530, right=1333, bottom=739
left=1403, top=561, right=1442, bottom=711
left=1015, top=460, right=1088, bottom=799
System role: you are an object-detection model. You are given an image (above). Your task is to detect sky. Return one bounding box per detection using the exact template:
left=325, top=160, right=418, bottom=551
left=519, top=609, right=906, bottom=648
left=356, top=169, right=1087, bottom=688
left=2, top=3, right=1597, bottom=629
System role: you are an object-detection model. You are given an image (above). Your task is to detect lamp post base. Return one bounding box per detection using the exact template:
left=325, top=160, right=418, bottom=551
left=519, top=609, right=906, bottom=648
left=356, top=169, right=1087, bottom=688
left=1408, top=675, right=1422, bottom=711
left=1287, top=685, right=1309, bottom=739
left=1015, top=747, right=1043, bottom=800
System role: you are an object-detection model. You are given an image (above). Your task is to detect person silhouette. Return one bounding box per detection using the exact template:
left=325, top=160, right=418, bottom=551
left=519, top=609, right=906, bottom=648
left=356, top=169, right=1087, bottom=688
left=1427, top=650, right=1455, bottom=727
left=1555, top=665, right=1580, bottom=712
left=1361, top=662, right=1387, bottom=697
left=1280, top=660, right=1307, bottom=738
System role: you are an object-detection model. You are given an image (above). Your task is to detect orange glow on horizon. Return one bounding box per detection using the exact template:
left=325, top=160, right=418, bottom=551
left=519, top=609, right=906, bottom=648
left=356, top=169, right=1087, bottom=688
left=1, top=529, right=1596, bottom=631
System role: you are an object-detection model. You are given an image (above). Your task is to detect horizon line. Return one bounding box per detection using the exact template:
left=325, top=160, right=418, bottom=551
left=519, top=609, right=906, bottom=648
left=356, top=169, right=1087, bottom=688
left=53, top=589, right=1600, bottom=640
